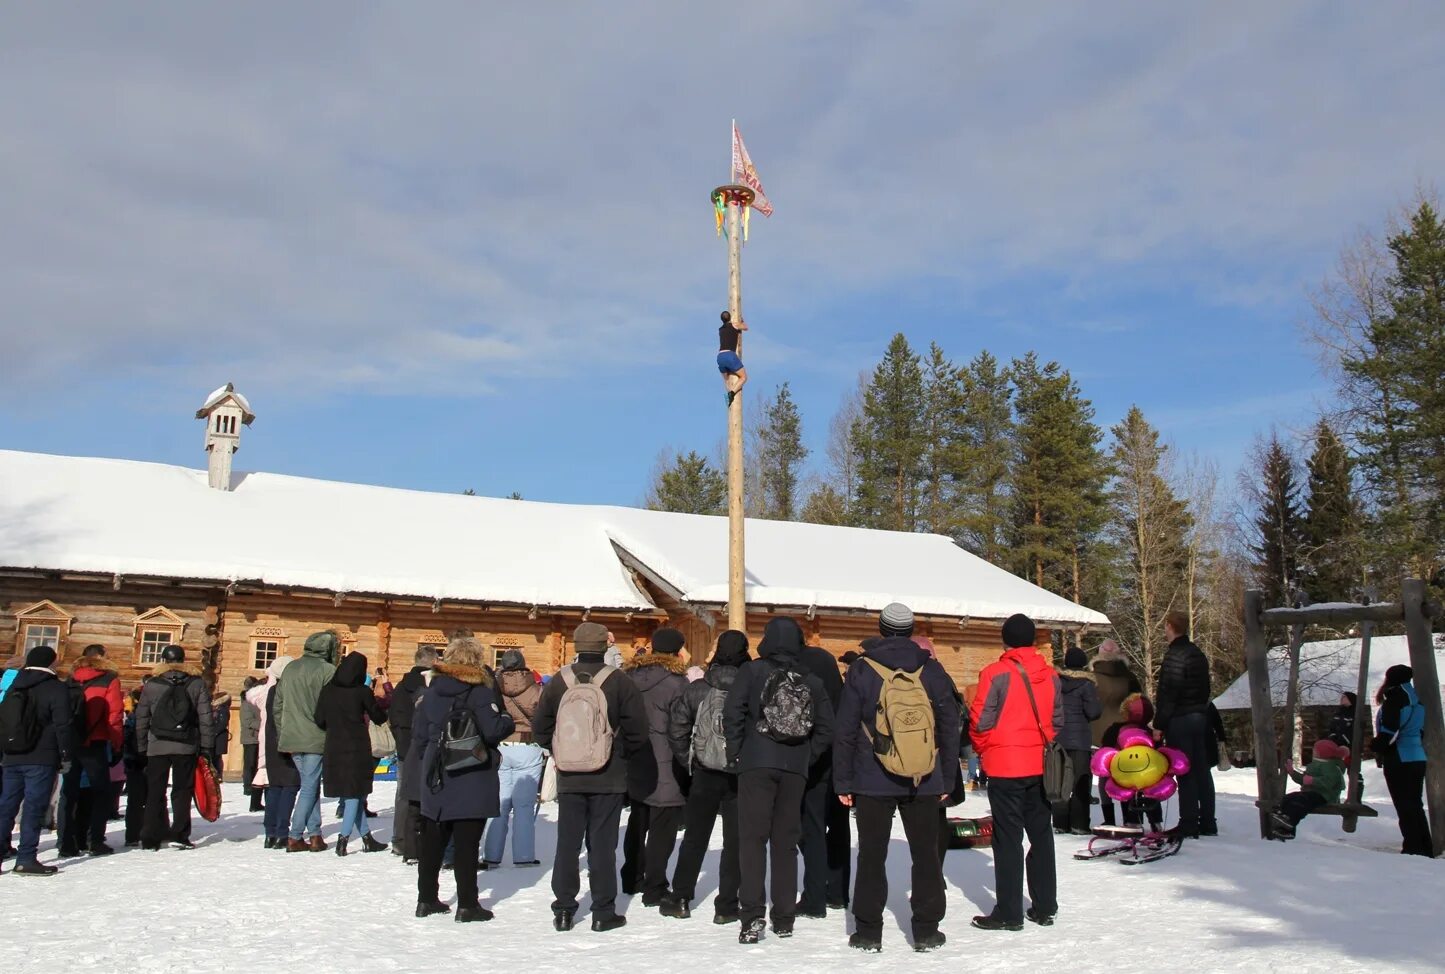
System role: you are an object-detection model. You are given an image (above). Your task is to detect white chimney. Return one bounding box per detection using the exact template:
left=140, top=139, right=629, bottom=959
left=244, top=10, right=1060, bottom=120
left=195, top=383, right=254, bottom=491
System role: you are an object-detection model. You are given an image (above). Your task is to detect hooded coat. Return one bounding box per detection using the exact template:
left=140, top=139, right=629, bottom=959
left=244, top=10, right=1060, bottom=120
left=497, top=665, right=542, bottom=744
left=0, top=667, right=74, bottom=768
left=247, top=656, right=292, bottom=789
left=968, top=646, right=1064, bottom=779
left=1055, top=668, right=1103, bottom=752
left=533, top=651, right=650, bottom=796
left=722, top=618, right=835, bottom=777
left=624, top=652, right=691, bottom=807
left=274, top=632, right=338, bottom=755
left=315, top=653, right=387, bottom=798
left=135, top=660, right=216, bottom=758
left=389, top=666, right=430, bottom=759
left=1153, top=636, right=1211, bottom=731
left=832, top=636, right=962, bottom=797
left=414, top=663, right=514, bottom=821
left=70, top=655, right=124, bottom=752
left=1089, top=657, right=1142, bottom=746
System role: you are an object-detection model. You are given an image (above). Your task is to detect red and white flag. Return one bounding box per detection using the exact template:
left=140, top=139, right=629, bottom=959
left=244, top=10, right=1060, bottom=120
left=731, top=121, right=773, bottom=217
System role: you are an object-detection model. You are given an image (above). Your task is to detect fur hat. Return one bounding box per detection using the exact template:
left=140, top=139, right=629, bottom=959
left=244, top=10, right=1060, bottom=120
left=1313, top=739, right=1349, bottom=763
left=1002, top=613, right=1037, bottom=649
left=1096, top=639, right=1123, bottom=660
left=574, top=622, right=609, bottom=653
left=651, top=627, right=686, bottom=656
left=880, top=602, right=915, bottom=637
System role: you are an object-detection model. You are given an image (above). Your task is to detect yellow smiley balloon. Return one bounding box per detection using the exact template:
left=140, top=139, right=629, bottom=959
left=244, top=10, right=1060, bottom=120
left=1110, top=745, right=1169, bottom=791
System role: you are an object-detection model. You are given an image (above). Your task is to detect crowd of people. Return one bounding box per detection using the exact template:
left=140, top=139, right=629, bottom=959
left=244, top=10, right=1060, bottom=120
left=0, top=605, right=1436, bottom=949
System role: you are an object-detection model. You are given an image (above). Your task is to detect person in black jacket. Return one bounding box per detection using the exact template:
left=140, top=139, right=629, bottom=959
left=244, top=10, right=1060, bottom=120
left=832, top=606, right=960, bottom=953
left=796, top=634, right=848, bottom=918
left=389, top=645, right=438, bottom=860
left=533, top=622, right=650, bottom=933
left=1053, top=647, right=1102, bottom=834
left=315, top=652, right=388, bottom=856
left=1152, top=611, right=1214, bottom=838
left=661, top=630, right=750, bottom=922
left=0, top=646, right=75, bottom=875
left=722, top=617, right=836, bottom=944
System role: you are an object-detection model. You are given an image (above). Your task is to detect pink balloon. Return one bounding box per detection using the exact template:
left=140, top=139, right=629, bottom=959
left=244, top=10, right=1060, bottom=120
left=1159, top=747, right=1191, bottom=775
left=1104, top=779, right=1137, bottom=802
left=1091, top=748, right=1119, bottom=777
left=1117, top=726, right=1153, bottom=749
left=1142, top=777, right=1178, bottom=801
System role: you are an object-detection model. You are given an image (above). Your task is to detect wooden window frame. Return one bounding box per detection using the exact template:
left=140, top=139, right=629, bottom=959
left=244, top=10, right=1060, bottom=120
left=138, top=629, right=175, bottom=666
left=250, top=626, right=287, bottom=671
left=12, top=600, right=74, bottom=658
left=133, top=607, right=186, bottom=666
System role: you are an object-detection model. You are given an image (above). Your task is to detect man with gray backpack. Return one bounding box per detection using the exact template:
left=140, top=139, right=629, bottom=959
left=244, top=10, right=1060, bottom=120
left=660, top=629, right=751, bottom=921
left=722, top=618, right=835, bottom=945
left=832, top=602, right=961, bottom=953
left=533, top=622, right=649, bottom=934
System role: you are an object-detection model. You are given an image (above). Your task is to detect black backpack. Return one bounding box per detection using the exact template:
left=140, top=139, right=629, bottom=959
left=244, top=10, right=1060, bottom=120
left=151, top=679, right=198, bottom=744
left=427, top=690, right=494, bottom=792
left=756, top=666, right=815, bottom=744
left=0, top=687, right=42, bottom=755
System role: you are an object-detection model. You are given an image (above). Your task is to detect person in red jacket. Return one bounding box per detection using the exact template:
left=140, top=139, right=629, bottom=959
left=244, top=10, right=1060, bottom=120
left=61, top=644, right=125, bottom=856
left=968, top=615, right=1063, bottom=932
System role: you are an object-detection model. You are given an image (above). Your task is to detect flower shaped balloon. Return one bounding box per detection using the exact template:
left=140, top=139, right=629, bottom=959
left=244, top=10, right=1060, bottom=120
left=1090, top=726, right=1191, bottom=802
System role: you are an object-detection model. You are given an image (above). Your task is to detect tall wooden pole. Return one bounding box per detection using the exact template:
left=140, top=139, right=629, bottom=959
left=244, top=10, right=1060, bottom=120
left=725, top=195, right=746, bottom=632
left=1244, top=588, right=1284, bottom=839
left=1401, top=578, right=1445, bottom=856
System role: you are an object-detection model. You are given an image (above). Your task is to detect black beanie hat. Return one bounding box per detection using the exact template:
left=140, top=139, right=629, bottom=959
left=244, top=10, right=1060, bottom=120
left=711, top=630, right=750, bottom=668
left=1064, top=647, right=1088, bottom=670
left=652, top=627, right=686, bottom=656
left=24, top=646, right=57, bottom=669
left=161, top=645, right=186, bottom=664
left=1002, top=613, right=1037, bottom=649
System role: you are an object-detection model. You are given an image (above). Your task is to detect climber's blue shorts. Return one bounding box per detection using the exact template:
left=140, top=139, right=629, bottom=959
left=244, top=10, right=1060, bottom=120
left=717, top=350, right=744, bottom=374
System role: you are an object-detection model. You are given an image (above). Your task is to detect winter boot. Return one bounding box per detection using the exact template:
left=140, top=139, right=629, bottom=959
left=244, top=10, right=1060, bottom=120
left=739, top=919, right=766, bottom=944
left=286, top=838, right=309, bottom=853
left=913, top=931, right=946, bottom=952
left=971, top=914, right=1023, bottom=932
left=1026, top=908, right=1056, bottom=926
left=771, top=920, right=794, bottom=938
left=848, top=932, right=882, bottom=953
left=455, top=905, right=494, bottom=923
left=88, top=842, right=115, bottom=857
left=361, top=833, right=386, bottom=853
left=591, top=914, right=627, bottom=933
left=12, top=862, right=59, bottom=876
left=415, top=900, right=451, bottom=918
left=335, top=837, right=350, bottom=857
left=659, top=895, right=692, bottom=919
left=308, top=834, right=328, bottom=852
left=553, top=910, right=576, bottom=932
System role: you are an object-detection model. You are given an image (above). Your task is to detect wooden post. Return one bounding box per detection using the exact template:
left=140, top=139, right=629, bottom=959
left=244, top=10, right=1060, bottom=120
left=1244, top=589, right=1284, bottom=838
left=1343, top=620, right=1373, bottom=832
left=712, top=183, right=754, bottom=634
left=1401, top=578, right=1445, bottom=856
left=1280, top=623, right=1305, bottom=767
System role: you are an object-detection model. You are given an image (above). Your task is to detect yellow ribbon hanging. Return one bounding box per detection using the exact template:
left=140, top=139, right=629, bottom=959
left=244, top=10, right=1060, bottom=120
left=714, top=196, right=725, bottom=237
left=742, top=204, right=751, bottom=242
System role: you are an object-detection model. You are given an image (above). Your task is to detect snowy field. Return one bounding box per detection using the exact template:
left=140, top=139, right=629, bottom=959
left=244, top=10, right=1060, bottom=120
left=4, top=768, right=1441, bottom=973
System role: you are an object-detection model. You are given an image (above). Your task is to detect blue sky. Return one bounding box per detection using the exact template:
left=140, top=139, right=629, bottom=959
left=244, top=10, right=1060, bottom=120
left=2, top=2, right=1443, bottom=506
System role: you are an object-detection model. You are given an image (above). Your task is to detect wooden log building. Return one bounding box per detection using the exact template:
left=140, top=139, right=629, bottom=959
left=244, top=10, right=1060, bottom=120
left=0, top=385, right=1109, bottom=775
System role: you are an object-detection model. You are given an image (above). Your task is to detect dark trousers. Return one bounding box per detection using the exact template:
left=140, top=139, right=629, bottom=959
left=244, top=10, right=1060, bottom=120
left=242, top=744, right=262, bottom=809
left=621, top=801, right=683, bottom=899
left=852, top=794, right=945, bottom=939
left=59, top=742, right=111, bottom=851
left=552, top=792, right=626, bottom=918
left=264, top=785, right=298, bottom=839
left=1166, top=713, right=1216, bottom=834
left=1383, top=757, right=1433, bottom=857
left=1279, top=790, right=1327, bottom=827
left=0, top=765, right=58, bottom=865
left=987, top=775, right=1057, bottom=924
left=418, top=816, right=485, bottom=908
left=671, top=767, right=740, bottom=912
left=737, top=768, right=805, bottom=925
left=1052, top=749, right=1093, bottom=832
left=123, top=762, right=148, bottom=844
left=142, top=753, right=197, bottom=845
left=799, top=766, right=851, bottom=910
left=394, top=757, right=418, bottom=855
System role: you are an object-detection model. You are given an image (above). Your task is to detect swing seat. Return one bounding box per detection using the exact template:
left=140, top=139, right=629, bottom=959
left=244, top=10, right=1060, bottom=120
left=1313, top=802, right=1378, bottom=833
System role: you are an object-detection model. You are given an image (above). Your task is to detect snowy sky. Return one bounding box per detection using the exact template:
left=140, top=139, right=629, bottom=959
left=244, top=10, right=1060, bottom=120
left=2, top=2, right=1444, bottom=504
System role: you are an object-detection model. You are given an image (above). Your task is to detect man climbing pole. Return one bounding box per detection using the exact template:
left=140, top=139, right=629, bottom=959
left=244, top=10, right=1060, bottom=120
left=718, top=310, right=748, bottom=406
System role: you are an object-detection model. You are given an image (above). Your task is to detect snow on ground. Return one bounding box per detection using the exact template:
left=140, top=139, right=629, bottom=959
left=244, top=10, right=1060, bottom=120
left=3, top=768, right=1441, bottom=973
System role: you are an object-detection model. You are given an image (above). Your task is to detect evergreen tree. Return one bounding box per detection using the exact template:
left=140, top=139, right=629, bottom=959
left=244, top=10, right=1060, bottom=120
left=800, top=484, right=850, bottom=526
left=1007, top=353, right=1112, bottom=604
left=1246, top=432, right=1307, bottom=608
left=1107, top=406, right=1191, bottom=686
left=852, top=334, right=926, bottom=531
left=1302, top=419, right=1362, bottom=602
left=645, top=450, right=727, bottom=515
left=755, top=383, right=808, bottom=521
left=919, top=344, right=964, bottom=535
left=953, top=351, right=1014, bottom=566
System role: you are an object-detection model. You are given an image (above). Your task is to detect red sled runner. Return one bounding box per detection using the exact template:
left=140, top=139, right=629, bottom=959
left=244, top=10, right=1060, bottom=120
left=193, top=756, right=222, bottom=823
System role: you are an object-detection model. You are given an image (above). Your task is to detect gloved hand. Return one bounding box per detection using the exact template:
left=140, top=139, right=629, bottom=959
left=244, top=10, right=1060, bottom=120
left=59, top=760, right=73, bottom=776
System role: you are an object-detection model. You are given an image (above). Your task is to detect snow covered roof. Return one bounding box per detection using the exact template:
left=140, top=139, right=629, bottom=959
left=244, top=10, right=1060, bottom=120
left=0, top=449, right=1109, bottom=626
left=1213, top=635, right=1445, bottom=710
left=196, top=384, right=254, bottom=424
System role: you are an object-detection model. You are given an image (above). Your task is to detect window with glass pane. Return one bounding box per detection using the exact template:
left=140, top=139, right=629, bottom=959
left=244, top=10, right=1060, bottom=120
left=139, top=630, right=173, bottom=665
left=23, top=625, right=60, bottom=653
left=252, top=640, right=279, bottom=670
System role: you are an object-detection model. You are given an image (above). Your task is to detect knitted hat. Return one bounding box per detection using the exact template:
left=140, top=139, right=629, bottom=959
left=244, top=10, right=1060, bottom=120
left=1096, top=639, right=1123, bottom=660
left=880, top=602, right=915, bottom=637
left=651, top=627, right=686, bottom=656
left=1002, top=613, right=1037, bottom=649
left=1064, top=647, right=1088, bottom=669
left=711, top=630, right=750, bottom=669
left=1313, top=739, right=1349, bottom=764
left=574, top=622, right=609, bottom=653
left=1122, top=693, right=1154, bottom=725
left=24, top=646, right=57, bottom=669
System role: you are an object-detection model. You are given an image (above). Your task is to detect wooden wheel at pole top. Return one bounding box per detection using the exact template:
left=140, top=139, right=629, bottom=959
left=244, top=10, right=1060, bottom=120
left=711, top=184, right=756, bottom=207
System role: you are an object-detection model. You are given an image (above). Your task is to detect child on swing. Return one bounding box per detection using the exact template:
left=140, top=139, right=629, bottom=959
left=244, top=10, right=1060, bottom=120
left=717, top=310, right=748, bottom=405
left=1270, top=739, right=1348, bottom=840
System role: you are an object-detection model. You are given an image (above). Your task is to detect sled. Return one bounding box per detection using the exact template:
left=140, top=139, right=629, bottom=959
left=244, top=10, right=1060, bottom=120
left=193, top=756, right=222, bottom=822
left=1075, top=825, right=1181, bottom=865
left=946, top=815, right=993, bottom=849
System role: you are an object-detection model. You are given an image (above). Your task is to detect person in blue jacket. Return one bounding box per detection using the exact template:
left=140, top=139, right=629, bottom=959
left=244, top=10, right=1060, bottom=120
left=1373, top=665, right=1432, bottom=857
